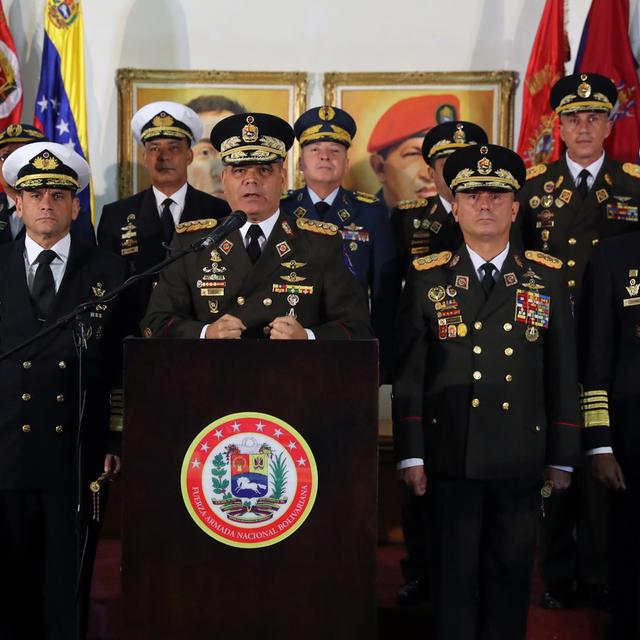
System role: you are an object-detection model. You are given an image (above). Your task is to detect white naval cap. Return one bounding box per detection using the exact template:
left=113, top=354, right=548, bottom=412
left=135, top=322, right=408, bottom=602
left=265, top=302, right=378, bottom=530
left=131, top=101, right=203, bottom=147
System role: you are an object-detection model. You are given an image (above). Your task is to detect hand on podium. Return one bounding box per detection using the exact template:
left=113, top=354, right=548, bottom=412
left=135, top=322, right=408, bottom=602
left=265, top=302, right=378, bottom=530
left=205, top=314, right=247, bottom=339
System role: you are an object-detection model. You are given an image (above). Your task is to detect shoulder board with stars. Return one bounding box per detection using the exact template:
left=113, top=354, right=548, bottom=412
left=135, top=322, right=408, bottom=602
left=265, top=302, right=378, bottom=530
left=175, top=218, right=218, bottom=234
left=296, top=217, right=338, bottom=236
left=396, top=198, right=429, bottom=211
left=524, top=250, right=563, bottom=269
left=412, top=251, right=452, bottom=271
left=622, top=162, right=640, bottom=179
left=526, top=164, right=547, bottom=181
left=354, top=190, right=379, bottom=203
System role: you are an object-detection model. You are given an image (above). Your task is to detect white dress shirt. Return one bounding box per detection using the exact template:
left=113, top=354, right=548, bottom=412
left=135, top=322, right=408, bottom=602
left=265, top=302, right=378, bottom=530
left=565, top=151, right=605, bottom=190
left=152, top=183, right=188, bottom=225
left=307, top=186, right=340, bottom=208
left=24, top=232, right=71, bottom=293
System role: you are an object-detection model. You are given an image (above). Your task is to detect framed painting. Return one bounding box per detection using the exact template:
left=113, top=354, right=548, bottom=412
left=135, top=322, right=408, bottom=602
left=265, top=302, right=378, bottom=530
left=324, top=71, right=518, bottom=208
left=117, top=68, right=308, bottom=199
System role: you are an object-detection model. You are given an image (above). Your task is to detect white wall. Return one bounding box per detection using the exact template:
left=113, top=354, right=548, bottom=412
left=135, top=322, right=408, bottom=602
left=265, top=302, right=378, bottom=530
left=3, top=0, right=624, bottom=217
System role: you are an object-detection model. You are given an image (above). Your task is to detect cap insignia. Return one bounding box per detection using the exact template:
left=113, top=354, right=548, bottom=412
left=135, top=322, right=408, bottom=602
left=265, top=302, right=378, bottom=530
left=242, top=115, right=259, bottom=143
left=152, top=112, right=175, bottom=127
left=453, top=124, right=466, bottom=144
left=32, top=152, right=59, bottom=171
left=477, top=156, right=492, bottom=175
left=318, top=106, right=335, bottom=121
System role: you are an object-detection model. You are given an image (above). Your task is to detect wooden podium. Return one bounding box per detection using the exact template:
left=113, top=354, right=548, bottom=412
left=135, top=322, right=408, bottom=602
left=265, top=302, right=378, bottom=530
left=121, top=339, right=379, bottom=639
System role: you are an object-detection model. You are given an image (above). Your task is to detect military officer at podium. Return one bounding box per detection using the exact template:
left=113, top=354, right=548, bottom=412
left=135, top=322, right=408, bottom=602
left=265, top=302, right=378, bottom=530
left=142, top=113, right=372, bottom=341
left=0, top=123, right=47, bottom=244
left=0, top=142, right=126, bottom=639
left=98, top=101, right=230, bottom=335
left=280, top=106, right=399, bottom=374
left=393, top=143, right=580, bottom=639
left=517, top=72, right=640, bottom=609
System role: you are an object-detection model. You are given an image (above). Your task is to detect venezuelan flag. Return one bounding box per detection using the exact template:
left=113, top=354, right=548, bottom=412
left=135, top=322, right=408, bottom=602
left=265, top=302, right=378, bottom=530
left=34, top=0, right=94, bottom=242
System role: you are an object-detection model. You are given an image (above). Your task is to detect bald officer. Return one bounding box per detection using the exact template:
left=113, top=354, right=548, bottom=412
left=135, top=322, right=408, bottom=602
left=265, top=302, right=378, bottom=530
left=142, top=113, right=372, bottom=341
left=98, top=101, right=230, bottom=335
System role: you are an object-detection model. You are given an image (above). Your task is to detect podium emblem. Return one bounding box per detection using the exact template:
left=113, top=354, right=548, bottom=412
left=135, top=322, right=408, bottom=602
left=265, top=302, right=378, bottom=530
left=181, top=412, right=318, bottom=548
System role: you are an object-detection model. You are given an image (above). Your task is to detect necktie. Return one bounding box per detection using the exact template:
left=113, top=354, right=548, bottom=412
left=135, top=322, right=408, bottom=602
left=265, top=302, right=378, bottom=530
left=314, top=201, right=330, bottom=219
left=160, top=198, right=175, bottom=244
left=246, top=224, right=263, bottom=264
left=31, top=250, right=58, bottom=321
left=480, top=262, right=496, bottom=299
left=577, top=168, right=590, bottom=200
left=0, top=192, right=12, bottom=244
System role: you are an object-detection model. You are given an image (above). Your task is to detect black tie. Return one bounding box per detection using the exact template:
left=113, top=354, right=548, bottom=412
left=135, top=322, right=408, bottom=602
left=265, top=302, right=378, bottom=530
left=160, top=198, right=175, bottom=244
left=31, top=250, right=57, bottom=321
left=577, top=168, right=590, bottom=200
left=246, top=224, right=263, bottom=264
left=314, top=201, right=330, bottom=219
left=480, top=262, right=496, bottom=299
left=0, top=192, right=12, bottom=244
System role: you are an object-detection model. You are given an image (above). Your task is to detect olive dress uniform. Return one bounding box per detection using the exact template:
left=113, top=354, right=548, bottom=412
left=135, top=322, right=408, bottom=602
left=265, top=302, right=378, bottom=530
left=579, top=231, right=640, bottom=639
left=281, top=186, right=399, bottom=368
left=0, top=235, right=126, bottom=640
left=391, top=195, right=462, bottom=272
left=393, top=247, right=581, bottom=639
left=98, top=184, right=230, bottom=335
left=141, top=213, right=372, bottom=341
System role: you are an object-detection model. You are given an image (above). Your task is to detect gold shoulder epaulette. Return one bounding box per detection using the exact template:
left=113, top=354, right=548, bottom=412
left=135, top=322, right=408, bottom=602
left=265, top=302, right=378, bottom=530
left=296, top=217, right=338, bottom=236
left=354, top=190, right=379, bottom=203
left=396, top=198, right=428, bottom=211
left=412, top=251, right=452, bottom=271
left=524, top=249, right=563, bottom=269
left=175, top=218, right=218, bottom=234
left=526, top=164, right=547, bottom=180
left=623, top=162, right=640, bottom=178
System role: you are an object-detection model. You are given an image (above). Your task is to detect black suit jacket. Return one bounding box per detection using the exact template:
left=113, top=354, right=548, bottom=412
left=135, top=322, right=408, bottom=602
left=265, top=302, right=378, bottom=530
left=142, top=214, right=373, bottom=341
left=393, top=247, right=581, bottom=480
left=0, top=235, right=126, bottom=491
left=97, top=184, right=230, bottom=335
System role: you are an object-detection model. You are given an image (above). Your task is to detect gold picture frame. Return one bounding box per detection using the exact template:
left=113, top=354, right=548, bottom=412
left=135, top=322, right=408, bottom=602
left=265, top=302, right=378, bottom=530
left=117, top=68, right=308, bottom=199
left=324, top=71, right=518, bottom=208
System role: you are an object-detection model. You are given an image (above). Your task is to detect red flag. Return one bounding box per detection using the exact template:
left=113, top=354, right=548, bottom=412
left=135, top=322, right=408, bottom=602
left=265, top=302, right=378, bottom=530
left=575, top=0, right=640, bottom=163
left=0, top=1, right=22, bottom=130
left=517, top=0, right=567, bottom=168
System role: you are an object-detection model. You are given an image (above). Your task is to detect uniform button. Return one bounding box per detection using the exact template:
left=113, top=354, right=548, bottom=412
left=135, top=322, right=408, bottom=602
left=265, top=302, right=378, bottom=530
left=568, top=280, right=576, bottom=288
left=21, top=393, right=31, bottom=401
left=502, top=402, right=510, bottom=411
left=567, top=259, right=576, bottom=267
left=263, top=325, right=271, bottom=335
left=262, top=298, right=272, bottom=307
left=22, top=361, right=32, bottom=369
left=55, top=425, right=64, bottom=433
left=474, top=321, right=483, bottom=330
left=535, top=425, right=541, bottom=432
left=58, top=361, right=67, bottom=369
left=471, top=398, right=480, bottom=408
left=237, top=296, right=245, bottom=306
left=568, top=237, right=577, bottom=245
left=56, top=394, right=64, bottom=403
left=503, top=323, right=512, bottom=332
left=592, top=238, right=599, bottom=246
left=473, top=346, right=482, bottom=354
left=505, top=374, right=513, bottom=382
left=22, top=424, right=31, bottom=433
left=504, top=347, right=514, bottom=356
left=473, top=371, right=482, bottom=380
left=431, top=418, right=437, bottom=424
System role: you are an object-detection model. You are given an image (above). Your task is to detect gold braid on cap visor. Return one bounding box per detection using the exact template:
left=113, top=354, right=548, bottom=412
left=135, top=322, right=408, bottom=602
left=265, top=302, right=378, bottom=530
left=428, top=139, right=477, bottom=159
left=15, top=173, right=80, bottom=189
left=140, top=126, right=193, bottom=142
left=299, top=124, right=352, bottom=146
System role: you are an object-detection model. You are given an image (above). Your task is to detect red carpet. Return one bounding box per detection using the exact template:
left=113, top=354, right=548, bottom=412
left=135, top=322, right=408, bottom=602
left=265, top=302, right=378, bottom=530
left=89, top=540, right=609, bottom=639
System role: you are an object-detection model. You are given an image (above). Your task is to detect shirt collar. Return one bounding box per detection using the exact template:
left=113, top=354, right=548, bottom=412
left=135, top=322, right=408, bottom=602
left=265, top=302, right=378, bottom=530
left=439, top=194, right=452, bottom=214
left=24, top=232, right=71, bottom=266
left=239, top=209, right=280, bottom=243
left=466, top=243, right=510, bottom=280
left=565, top=150, right=605, bottom=183
left=152, top=183, right=188, bottom=211
left=307, top=186, right=340, bottom=206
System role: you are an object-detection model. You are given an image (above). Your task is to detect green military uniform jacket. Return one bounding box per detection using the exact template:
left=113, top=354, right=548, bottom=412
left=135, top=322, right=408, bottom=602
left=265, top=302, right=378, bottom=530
left=142, top=213, right=373, bottom=341
left=391, top=195, right=462, bottom=274
left=517, top=155, right=640, bottom=306
left=392, top=247, right=581, bottom=480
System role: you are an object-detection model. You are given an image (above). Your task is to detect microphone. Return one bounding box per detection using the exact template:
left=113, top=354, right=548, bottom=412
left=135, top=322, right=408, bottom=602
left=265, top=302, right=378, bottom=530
left=193, top=210, right=248, bottom=250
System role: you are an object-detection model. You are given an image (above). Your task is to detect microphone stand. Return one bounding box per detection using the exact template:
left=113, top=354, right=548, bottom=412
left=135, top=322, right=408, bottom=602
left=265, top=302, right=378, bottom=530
left=0, top=232, right=216, bottom=640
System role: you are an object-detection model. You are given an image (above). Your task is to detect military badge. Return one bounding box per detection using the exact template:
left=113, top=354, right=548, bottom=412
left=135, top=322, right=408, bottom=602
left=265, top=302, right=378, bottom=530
left=210, top=249, right=222, bottom=263
left=446, top=285, right=457, bottom=297
left=281, top=260, right=307, bottom=270
left=431, top=221, right=442, bottom=234
left=413, top=218, right=420, bottom=229
left=555, top=175, right=564, bottom=188
left=421, top=220, right=429, bottom=230
left=449, top=255, right=461, bottom=268
left=349, top=242, right=358, bottom=251
left=294, top=206, right=307, bottom=218
left=276, top=241, right=291, bottom=257
left=338, top=209, right=350, bottom=222
left=219, top=239, right=233, bottom=255
left=543, top=181, right=555, bottom=193
left=625, top=277, right=640, bottom=298
left=503, top=272, right=518, bottom=287
left=208, top=300, right=219, bottom=314
left=515, top=289, right=551, bottom=329
left=605, top=173, right=613, bottom=186
left=92, top=282, right=106, bottom=298
left=281, top=272, right=306, bottom=283
left=455, top=275, right=469, bottom=290
left=606, top=201, right=638, bottom=222
left=272, top=284, right=313, bottom=295
left=559, top=189, right=573, bottom=204
left=457, top=323, right=468, bottom=337
left=428, top=286, right=446, bottom=302
left=526, top=164, right=547, bottom=181
left=596, top=188, right=609, bottom=204
left=554, top=198, right=565, bottom=208
left=629, top=269, right=638, bottom=278
left=120, top=214, right=139, bottom=256
left=541, top=194, right=554, bottom=209
left=180, top=412, right=318, bottom=548
left=287, top=294, right=299, bottom=307
left=281, top=220, right=294, bottom=236
left=529, top=196, right=541, bottom=209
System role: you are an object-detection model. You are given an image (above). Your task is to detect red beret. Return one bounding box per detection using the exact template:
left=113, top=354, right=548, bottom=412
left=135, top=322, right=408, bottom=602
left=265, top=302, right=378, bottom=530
left=367, top=94, right=461, bottom=153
